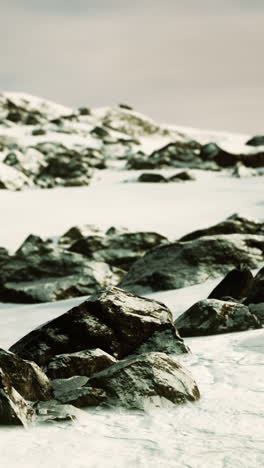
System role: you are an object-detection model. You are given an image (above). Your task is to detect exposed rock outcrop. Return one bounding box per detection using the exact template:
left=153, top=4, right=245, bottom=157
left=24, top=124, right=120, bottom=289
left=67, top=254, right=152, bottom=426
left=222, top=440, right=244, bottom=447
left=175, top=299, right=262, bottom=337
left=208, top=266, right=254, bottom=301
left=245, top=266, right=264, bottom=305
left=9, top=287, right=188, bottom=366
left=120, top=234, right=264, bottom=294
left=88, top=352, right=200, bottom=410
left=46, top=349, right=117, bottom=379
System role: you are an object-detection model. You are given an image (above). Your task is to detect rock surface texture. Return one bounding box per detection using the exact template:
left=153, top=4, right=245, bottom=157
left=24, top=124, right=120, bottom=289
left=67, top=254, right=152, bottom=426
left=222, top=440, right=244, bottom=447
left=88, top=352, right=200, bottom=410
left=9, top=287, right=188, bottom=366
left=175, top=299, right=262, bottom=337
left=120, top=234, right=264, bottom=294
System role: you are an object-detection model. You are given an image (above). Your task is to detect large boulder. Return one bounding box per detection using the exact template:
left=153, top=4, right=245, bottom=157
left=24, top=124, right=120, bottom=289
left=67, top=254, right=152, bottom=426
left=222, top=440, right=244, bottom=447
left=174, top=299, right=262, bottom=337
left=46, top=349, right=117, bottom=379
left=9, top=287, right=188, bottom=366
left=208, top=266, right=254, bottom=301
left=0, top=235, right=123, bottom=303
left=0, top=348, right=52, bottom=401
left=120, top=234, right=264, bottom=294
left=201, top=142, right=264, bottom=168
left=0, top=369, right=34, bottom=426
left=179, top=214, right=264, bottom=242
left=88, top=352, right=200, bottom=410
left=69, top=230, right=168, bottom=270
left=245, top=266, right=264, bottom=305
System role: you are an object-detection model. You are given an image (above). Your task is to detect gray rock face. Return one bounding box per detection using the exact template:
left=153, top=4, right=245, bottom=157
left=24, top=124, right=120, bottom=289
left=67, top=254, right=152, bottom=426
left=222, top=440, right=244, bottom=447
left=175, top=299, right=262, bottom=337
left=0, top=235, right=123, bottom=303
left=0, top=348, right=52, bottom=401
left=35, top=400, right=83, bottom=423
left=9, top=287, right=188, bottom=366
left=179, top=214, right=264, bottom=242
left=120, top=234, right=264, bottom=295
left=52, top=376, right=106, bottom=408
left=46, top=349, right=117, bottom=379
left=88, top=352, right=200, bottom=410
left=208, top=266, right=254, bottom=301
left=0, top=369, right=34, bottom=426
left=245, top=266, right=264, bottom=305
left=69, top=230, right=168, bottom=270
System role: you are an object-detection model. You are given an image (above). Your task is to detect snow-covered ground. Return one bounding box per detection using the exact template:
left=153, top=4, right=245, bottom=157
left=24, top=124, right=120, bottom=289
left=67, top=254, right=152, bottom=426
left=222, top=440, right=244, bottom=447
left=0, top=107, right=263, bottom=467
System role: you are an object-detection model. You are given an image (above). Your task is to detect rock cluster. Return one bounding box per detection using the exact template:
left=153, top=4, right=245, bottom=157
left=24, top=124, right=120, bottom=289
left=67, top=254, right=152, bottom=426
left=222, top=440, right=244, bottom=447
left=0, top=287, right=199, bottom=426
left=1, top=93, right=263, bottom=190
left=0, top=227, right=167, bottom=303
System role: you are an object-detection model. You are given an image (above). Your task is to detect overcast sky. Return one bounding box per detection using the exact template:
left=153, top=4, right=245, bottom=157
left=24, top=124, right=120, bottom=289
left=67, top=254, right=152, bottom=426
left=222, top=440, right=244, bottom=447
left=1, top=1, right=263, bottom=133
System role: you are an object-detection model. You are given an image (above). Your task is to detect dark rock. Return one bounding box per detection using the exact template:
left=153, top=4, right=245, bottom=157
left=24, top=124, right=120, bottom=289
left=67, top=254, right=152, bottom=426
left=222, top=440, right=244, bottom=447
left=127, top=140, right=203, bottom=170
left=0, top=236, right=123, bottom=303
left=201, top=142, right=264, bottom=168
left=119, top=103, right=133, bottom=111
left=245, top=266, right=264, bottom=304
left=32, top=128, right=46, bottom=136
left=248, top=303, right=264, bottom=323
left=88, top=352, right=200, bottom=410
left=138, top=173, right=167, bottom=183
left=0, top=369, right=34, bottom=426
left=0, top=348, right=52, bottom=401
left=91, top=126, right=109, bottom=138
left=0, top=247, right=9, bottom=267
left=69, top=230, right=168, bottom=270
left=9, top=287, right=188, bottom=366
left=46, top=349, right=117, bottom=379
left=246, top=135, right=264, bottom=147
left=168, top=171, right=195, bottom=182
left=120, top=234, right=264, bottom=295
left=175, top=299, right=261, bottom=337
left=179, top=214, right=264, bottom=242
left=52, top=376, right=106, bottom=408
left=208, top=266, right=254, bottom=301
left=25, top=114, right=40, bottom=126
left=59, top=224, right=102, bottom=246
left=78, top=107, right=91, bottom=116
left=6, top=111, right=22, bottom=123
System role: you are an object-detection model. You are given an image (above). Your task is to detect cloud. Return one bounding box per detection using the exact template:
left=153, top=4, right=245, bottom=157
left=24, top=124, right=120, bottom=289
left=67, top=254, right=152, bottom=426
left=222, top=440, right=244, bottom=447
left=1, top=1, right=264, bottom=133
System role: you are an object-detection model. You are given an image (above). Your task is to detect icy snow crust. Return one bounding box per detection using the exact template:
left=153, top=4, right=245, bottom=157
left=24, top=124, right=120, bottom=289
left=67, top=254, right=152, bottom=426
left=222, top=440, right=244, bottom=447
left=0, top=93, right=263, bottom=467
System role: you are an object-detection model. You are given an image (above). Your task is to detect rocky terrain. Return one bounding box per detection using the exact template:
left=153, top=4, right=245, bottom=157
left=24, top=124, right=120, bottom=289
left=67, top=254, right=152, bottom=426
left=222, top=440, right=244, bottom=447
left=0, top=92, right=264, bottom=190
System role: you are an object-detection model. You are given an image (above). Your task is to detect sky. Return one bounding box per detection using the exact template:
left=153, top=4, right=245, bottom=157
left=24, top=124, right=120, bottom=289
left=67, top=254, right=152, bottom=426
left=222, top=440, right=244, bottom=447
left=1, top=1, right=264, bottom=133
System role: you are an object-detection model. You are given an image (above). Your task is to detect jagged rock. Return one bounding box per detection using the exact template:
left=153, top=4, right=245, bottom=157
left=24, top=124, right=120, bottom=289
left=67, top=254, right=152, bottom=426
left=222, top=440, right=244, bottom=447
left=69, top=230, right=168, bottom=270
left=78, top=107, right=91, bottom=116
left=138, top=173, right=167, bottom=183
left=88, top=352, right=200, bottom=410
left=179, top=214, right=264, bottom=242
left=127, top=140, right=204, bottom=170
left=246, top=135, right=264, bottom=147
left=0, top=161, right=31, bottom=190
left=9, top=287, right=188, bottom=366
left=208, top=266, right=254, bottom=301
left=0, top=236, right=123, bottom=303
left=35, top=400, right=83, bottom=423
left=0, top=348, right=52, bottom=401
left=245, top=266, right=264, bottom=304
left=0, top=369, right=34, bottom=426
left=120, top=234, right=264, bottom=294
left=168, top=171, right=195, bottom=182
left=175, top=299, right=262, bottom=337
left=52, top=377, right=106, bottom=408
left=46, top=349, right=117, bottom=379
left=59, top=224, right=102, bottom=246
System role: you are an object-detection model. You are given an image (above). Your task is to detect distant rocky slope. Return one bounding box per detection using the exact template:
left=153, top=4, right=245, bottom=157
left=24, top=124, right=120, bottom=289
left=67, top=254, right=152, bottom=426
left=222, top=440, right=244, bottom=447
left=0, top=92, right=263, bottom=190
